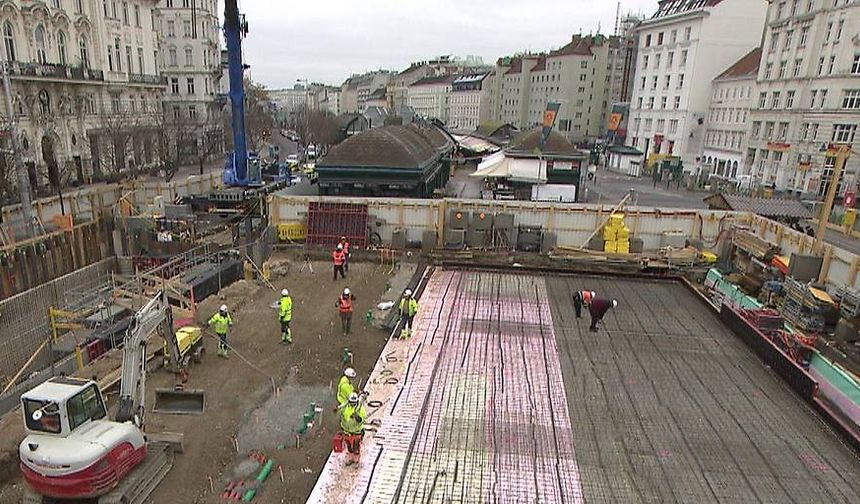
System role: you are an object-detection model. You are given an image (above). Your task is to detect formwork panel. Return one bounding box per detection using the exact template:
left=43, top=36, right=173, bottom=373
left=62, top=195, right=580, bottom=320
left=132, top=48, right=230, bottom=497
left=305, top=201, right=369, bottom=249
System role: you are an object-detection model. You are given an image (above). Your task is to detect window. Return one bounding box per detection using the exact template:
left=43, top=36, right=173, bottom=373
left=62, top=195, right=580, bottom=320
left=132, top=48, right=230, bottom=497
left=819, top=89, right=827, bottom=108
left=811, top=123, right=819, bottom=141
left=167, top=20, right=175, bottom=37
left=648, top=97, right=655, bottom=109
left=791, top=0, right=798, bottom=15
left=183, top=20, right=191, bottom=38
left=172, top=105, right=180, bottom=120
left=843, top=89, right=860, bottom=109
left=125, top=45, right=132, bottom=73
left=836, top=19, right=844, bottom=41
left=580, top=61, right=587, bottom=69
left=656, top=119, right=665, bottom=131
left=779, top=61, right=788, bottom=78
left=170, top=77, right=179, bottom=94
left=680, top=50, right=687, bottom=66
left=786, top=90, right=795, bottom=108
left=664, top=75, right=671, bottom=89
left=57, top=31, right=67, bottom=65
left=671, top=30, right=677, bottom=43
left=114, top=37, right=121, bottom=71
left=778, top=122, right=789, bottom=140
left=770, top=31, right=780, bottom=51
left=793, top=59, right=803, bottom=77
left=137, top=48, right=144, bottom=74
left=122, top=2, right=128, bottom=25
left=669, top=119, right=678, bottom=134
left=677, top=74, right=684, bottom=88
left=660, top=96, right=667, bottom=109
left=23, top=398, right=61, bottom=434
left=34, top=25, right=47, bottom=64
left=799, top=25, right=809, bottom=47
left=79, top=35, right=88, bottom=67
left=818, top=57, right=825, bottom=75
left=637, top=97, right=643, bottom=108
left=643, top=55, right=649, bottom=69
left=674, top=96, right=680, bottom=109
left=825, top=22, right=833, bottom=43
left=759, top=92, right=768, bottom=108
left=684, top=27, right=691, bottom=41
left=645, top=34, right=651, bottom=47
left=111, top=94, right=120, bottom=113
left=802, top=122, right=811, bottom=141
left=186, top=77, right=195, bottom=94
left=103, top=0, right=108, bottom=16
left=134, top=5, right=141, bottom=27
left=652, top=76, right=658, bottom=89
left=2, top=22, right=13, bottom=62
left=752, top=121, right=761, bottom=138
left=184, top=48, right=193, bottom=66
left=853, top=54, right=860, bottom=74
left=772, top=91, right=781, bottom=109
left=667, top=51, right=674, bottom=67
left=75, top=0, right=84, bottom=13
left=657, top=32, right=664, bottom=45
left=833, top=124, right=857, bottom=143
left=111, top=0, right=117, bottom=19
left=828, top=56, right=836, bottom=75
left=640, top=76, right=646, bottom=90
left=168, top=48, right=177, bottom=66
left=654, top=53, right=661, bottom=68
left=810, top=90, right=818, bottom=108
left=189, top=105, right=197, bottom=120
left=765, top=122, right=775, bottom=139
left=66, top=385, right=107, bottom=432
left=167, top=0, right=173, bottom=6
left=776, top=1, right=785, bottom=18
left=645, top=118, right=653, bottom=131
left=784, top=30, right=793, bottom=50
left=765, top=63, right=774, bottom=79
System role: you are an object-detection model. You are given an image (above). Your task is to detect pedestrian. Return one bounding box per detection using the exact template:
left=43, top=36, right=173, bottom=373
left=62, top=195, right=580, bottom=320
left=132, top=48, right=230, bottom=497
left=573, top=289, right=596, bottom=319
left=208, top=304, right=233, bottom=357
left=398, top=289, right=419, bottom=339
left=336, top=367, right=356, bottom=409
left=336, top=288, right=356, bottom=336
left=589, top=298, right=618, bottom=332
left=339, top=392, right=367, bottom=466
left=332, top=243, right=346, bottom=280
left=339, top=236, right=351, bottom=273
left=278, top=288, right=293, bottom=344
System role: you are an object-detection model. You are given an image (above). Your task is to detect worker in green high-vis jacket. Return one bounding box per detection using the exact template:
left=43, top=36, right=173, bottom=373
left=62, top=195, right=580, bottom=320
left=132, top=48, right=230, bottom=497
left=278, top=288, right=293, bottom=344
left=336, top=367, right=356, bottom=409
left=208, top=304, right=233, bottom=357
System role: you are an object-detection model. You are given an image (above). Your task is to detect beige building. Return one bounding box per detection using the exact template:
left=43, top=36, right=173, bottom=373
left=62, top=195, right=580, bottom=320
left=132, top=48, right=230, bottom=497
left=340, top=70, right=391, bottom=114
left=748, top=0, right=860, bottom=196
left=703, top=48, right=761, bottom=180
left=489, top=34, right=621, bottom=141
left=154, top=0, right=223, bottom=164
left=626, top=0, right=769, bottom=169
left=448, top=72, right=492, bottom=130
left=0, top=0, right=166, bottom=191
left=406, top=75, right=455, bottom=123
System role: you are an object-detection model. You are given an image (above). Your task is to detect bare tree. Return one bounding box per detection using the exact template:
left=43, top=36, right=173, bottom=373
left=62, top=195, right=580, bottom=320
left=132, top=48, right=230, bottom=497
left=291, top=106, right=342, bottom=148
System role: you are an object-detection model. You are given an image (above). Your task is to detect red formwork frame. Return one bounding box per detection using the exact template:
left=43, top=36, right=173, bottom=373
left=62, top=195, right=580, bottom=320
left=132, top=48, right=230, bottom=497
left=306, top=202, right=369, bottom=249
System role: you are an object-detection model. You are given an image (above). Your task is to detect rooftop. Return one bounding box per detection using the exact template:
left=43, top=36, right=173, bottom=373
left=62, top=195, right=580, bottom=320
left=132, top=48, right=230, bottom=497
left=508, top=127, right=582, bottom=158
left=715, top=48, right=762, bottom=81
left=703, top=193, right=813, bottom=220
left=409, top=75, right=456, bottom=87
left=317, top=124, right=452, bottom=169
left=653, top=0, right=724, bottom=19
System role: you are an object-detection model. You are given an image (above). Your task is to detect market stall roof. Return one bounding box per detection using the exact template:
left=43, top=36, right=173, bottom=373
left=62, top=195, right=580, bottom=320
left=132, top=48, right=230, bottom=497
left=452, top=134, right=501, bottom=154
left=704, top=193, right=812, bottom=220
left=471, top=151, right=510, bottom=178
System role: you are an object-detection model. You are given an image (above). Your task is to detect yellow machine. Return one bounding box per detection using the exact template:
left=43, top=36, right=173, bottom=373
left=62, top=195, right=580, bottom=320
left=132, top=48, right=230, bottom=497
left=163, top=326, right=204, bottom=378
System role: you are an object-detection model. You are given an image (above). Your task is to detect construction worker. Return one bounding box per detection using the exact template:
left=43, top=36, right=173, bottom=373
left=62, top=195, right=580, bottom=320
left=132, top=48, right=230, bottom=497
left=208, top=304, right=233, bottom=357
left=332, top=243, right=346, bottom=281
left=398, top=289, right=419, bottom=339
left=589, top=298, right=618, bottom=332
left=336, top=288, right=356, bottom=336
left=336, top=367, right=356, bottom=408
left=573, top=289, right=596, bottom=319
left=340, top=392, right=367, bottom=466
left=279, top=288, right=293, bottom=344
left=339, top=236, right=351, bottom=273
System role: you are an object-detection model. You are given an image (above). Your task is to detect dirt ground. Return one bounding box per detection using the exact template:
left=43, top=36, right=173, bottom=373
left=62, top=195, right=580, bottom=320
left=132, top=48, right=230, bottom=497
left=0, top=254, right=408, bottom=504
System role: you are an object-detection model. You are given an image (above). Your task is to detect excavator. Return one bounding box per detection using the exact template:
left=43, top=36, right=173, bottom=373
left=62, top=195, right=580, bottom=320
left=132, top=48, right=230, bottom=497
left=18, top=291, right=186, bottom=503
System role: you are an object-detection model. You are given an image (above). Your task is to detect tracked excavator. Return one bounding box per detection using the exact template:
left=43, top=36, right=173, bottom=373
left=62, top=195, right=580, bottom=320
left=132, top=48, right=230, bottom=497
left=19, top=291, right=185, bottom=503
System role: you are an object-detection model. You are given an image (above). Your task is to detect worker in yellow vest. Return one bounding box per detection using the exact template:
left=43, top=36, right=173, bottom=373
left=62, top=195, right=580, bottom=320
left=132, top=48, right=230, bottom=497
left=398, top=289, right=419, bottom=339
left=336, top=367, right=356, bottom=409
left=340, top=392, right=367, bottom=466
left=208, top=304, right=233, bottom=357
left=279, top=288, right=293, bottom=344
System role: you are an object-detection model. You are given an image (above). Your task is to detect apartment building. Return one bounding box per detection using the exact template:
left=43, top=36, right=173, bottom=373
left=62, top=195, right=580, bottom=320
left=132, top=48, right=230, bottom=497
left=155, top=0, right=223, bottom=163
left=626, top=0, right=769, bottom=168
left=489, top=34, right=621, bottom=141
left=407, top=75, right=455, bottom=123
left=703, top=48, right=762, bottom=179
left=747, top=0, right=860, bottom=195
left=340, top=70, right=392, bottom=114
left=0, top=0, right=166, bottom=190
left=448, top=72, right=493, bottom=130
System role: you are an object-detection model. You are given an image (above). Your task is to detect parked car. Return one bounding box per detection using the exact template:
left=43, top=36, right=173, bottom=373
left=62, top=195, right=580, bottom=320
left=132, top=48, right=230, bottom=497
left=285, top=154, right=299, bottom=166
left=306, top=144, right=317, bottom=160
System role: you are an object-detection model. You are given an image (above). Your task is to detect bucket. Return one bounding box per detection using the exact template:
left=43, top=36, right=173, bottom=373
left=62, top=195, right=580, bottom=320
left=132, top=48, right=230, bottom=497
left=332, top=432, right=344, bottom=453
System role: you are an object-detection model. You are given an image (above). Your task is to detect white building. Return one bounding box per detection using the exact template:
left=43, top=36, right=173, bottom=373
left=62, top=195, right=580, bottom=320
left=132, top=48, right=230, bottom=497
left=269, top=85, right=308, bottom=113
left=407, top=75, right=455, bottom=123
left=626, top=0, right=769, bottom=170
left=448, top=72, right=492, bottom=130
left=0, top=0, right=166, bottom=191
left=154, top=0, right=223, bottom=164
left=703, top=48, right=761, bottom=180
left=748, top=0, right=860, bottom=196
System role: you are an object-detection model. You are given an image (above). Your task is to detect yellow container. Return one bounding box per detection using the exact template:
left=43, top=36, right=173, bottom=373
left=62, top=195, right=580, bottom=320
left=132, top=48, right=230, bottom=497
left=603, top=227, right=617, bottom=241
left=617, top=227, right=630, bottom=240
left=604, top=241, right=617, bottom=253
left=700, top=251, right=717, bottom=263
left=609, top=213, right=625, bottom=224
left=616, top=242, right=630, bottom=254
left=277, top=222, right=307, bottom=242
left=165, top=326, right=202, bottom=361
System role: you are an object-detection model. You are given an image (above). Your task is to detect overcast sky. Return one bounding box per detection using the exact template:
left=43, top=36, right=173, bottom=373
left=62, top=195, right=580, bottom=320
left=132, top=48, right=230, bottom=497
left=234, top=0, right=657, bottom=89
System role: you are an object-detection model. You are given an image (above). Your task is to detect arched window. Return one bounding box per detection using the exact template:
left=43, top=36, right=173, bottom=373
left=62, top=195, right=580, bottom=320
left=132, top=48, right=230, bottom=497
left=38, top=89, right=51, bottom=115
left=79, top=35, right=89, bottom=68
left=34, top=25, right=47, bottom=64
left=3, top=22, right=15, bottom=62
left=57, top=31, right=67, bottom=65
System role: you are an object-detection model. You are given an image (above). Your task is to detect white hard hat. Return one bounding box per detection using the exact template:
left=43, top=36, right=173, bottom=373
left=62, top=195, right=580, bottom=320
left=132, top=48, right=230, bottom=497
left=344, top=367, right=356, bottom=378
left=590, top=291, right=596, bottom=298
left=337, top=243, right=343, bottom=250
left=348, top=392, right=359, bottom=404
left=220, top=304, right=228, bottom=312
left=281, top=288, right=289, bottom=297
left=612, top=299, right=618, bottom=308
left=404, top=289, right=412, bottom=297
left=343, top=288, right=350, bottom=295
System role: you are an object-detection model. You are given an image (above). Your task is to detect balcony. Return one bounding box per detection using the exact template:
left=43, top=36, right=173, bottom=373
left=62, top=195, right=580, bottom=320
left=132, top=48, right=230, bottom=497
left=6, top=61, right=104, bottom=82
left=129, top=73, right=169, bottom=86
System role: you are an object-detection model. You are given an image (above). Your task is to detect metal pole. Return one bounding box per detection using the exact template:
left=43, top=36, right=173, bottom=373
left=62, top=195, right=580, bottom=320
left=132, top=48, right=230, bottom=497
left=813, top=146, right=851, bottom=254
left=1, top=60, right=34, bottom=238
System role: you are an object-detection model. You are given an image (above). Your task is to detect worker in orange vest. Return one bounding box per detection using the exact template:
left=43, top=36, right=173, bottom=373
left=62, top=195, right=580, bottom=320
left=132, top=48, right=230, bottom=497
left=332, top=243, right=346, bottom=281
left=573, top=289, right=596, bottom=319
left=336, top=288, right=356, bottom=336
left=339, top=236, right=351, bottom=273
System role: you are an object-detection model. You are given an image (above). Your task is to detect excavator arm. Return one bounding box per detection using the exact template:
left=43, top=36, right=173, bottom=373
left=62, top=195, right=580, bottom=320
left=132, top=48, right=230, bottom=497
left=115, top=291, right=179, bottom=427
